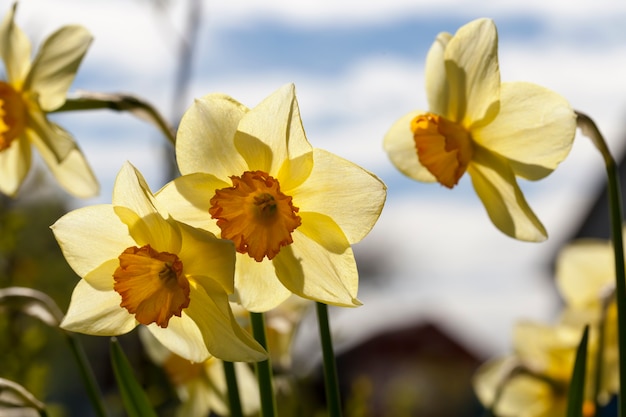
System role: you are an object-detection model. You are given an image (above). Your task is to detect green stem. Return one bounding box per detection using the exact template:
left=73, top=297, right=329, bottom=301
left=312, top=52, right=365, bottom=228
left=65, top=333, right=109, bottom=417
left=592, top=293, right=612, bottom=415
left=316, top=302, right=342, bottom=417
left=250, top=312, right=277, bottom=417
left=223, top=361, right=244, bottom=417
left=567, top=326, right=590, bottom=417
left=604, top=159, right=625, bottom=417
left=576, top=111, right=626, bottom=417
left=54, top=92, right=176, bottom=146
left=0, top=377, right=48, bottom=415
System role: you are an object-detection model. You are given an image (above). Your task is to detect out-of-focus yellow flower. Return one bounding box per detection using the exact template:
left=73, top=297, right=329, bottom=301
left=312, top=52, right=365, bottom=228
left=52, top=162, right=266, bottom=363
left=157, top=83, right=386, bottom=312
left=556, top=237, right=619, bottom=403
left=139, top=328, right=260, bottom=417
left=474, top=321, right=594, bottom=417
left=233, top=294, right=311, bottom=371
left=384, top=18, right=576, bottom=241
left=0, top=4, right=98, bottom=198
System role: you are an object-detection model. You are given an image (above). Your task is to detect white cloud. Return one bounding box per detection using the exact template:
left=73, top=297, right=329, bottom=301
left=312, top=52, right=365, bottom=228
left=204, top=0, right=626, bottom=28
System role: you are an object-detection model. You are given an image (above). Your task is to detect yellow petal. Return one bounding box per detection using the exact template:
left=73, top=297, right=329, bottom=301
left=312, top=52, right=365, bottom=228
left=51, top=204, right=134, bottom=278
left=148, top=307, right=209, bottom=362
left=177, top=380, right=219, bottom=417
left=23, top=25, right=93, bottom=111
left=113, top=162, right=180, bottom=250
left=383, top=110, right=437, bottom=183
left=497, top=374, right=559, bottom=417
left=26, top=112, right=99, bottom=198
left=46, top=148, right=99, bottom=198
left=235, top=83, right=313, bottom=176
left=177, top=221, right=236, bottom=294
left=291, top=148, right=386, bottom=244
left=84, top=258, right=120, bottom=291
left=473, top=356, right=517, bottom=407
left=468, top=147, right=547, bottom=242
left=273, top=213, right=360, bottom=307
left=189, top=281, right=266, bottom=362
left=176, top=94, right=248, bottom=179
left=151, top=283, right=266, bottom=362
left=277, top=150, right=314, bottom=192
left=556, top=240, right=614, bottom=307
left=205, top=361, right=260, bottom=415
left=235, top=254, right=291, bottom=312
left=26, top=109, right=76, bottom=163
left=0, top=3, right=31, bottom=85
left=113, top=162, right=165, bottom=218
left=512, top=321, right=580, bottom=379
left=61, top=279, right=137, bottom=335
left=444, top=18, right=500, bottom=128
left=0, top=134, right=29, bottom=196
left=156, top=173, right=228, bottom=235
left=472, top=82, right=576, bottom=180
left=425, top=32, right=452, bottom=116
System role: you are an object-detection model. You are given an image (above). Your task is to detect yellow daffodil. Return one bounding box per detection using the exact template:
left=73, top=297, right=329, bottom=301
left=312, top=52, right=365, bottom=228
left=474, top=321, right=593, bottom=417
left=0, top=3, right=97, bottom=197
left=139, top=328, right=260, bottom=417
left=156, top=83, right=386, bottom=312
left=51, top=162, right=266, bottom=363
left=556, top=238, right=619, bottom=403
left=384, top=18, right=576, bottom=241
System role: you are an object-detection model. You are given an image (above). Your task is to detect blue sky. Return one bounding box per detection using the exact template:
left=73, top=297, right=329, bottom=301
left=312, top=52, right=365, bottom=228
left=8, top=0, right=626, bottom=359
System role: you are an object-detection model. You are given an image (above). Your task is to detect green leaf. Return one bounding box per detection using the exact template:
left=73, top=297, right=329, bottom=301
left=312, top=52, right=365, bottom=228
left=0, top=287, right=64, bottom=327
left=566, top=325, right=589, bottom=417
left=110, top=338, right=158, bottom=417
left=0, top=377, right=47, bottom=416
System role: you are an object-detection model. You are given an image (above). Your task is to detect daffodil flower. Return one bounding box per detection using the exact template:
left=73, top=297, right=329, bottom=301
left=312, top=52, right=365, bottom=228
left=52, top=162, right=266, bottom=363
left=473, top=321, right=594, bottom=417
left=157, top=83, right=387, bottom=312
left=384, top=18, right=576, bottom=241
left=0, top=3, right=98, bottom=197
left=556, top=238, right=620, bottom=404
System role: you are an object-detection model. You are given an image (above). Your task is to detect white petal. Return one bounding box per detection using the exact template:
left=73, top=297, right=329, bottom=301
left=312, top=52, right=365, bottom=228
left=468, top=148, right=547, bottom=242
left=425, top=32, right=452, bottom=116
left=25, top=113, right=99, bottom=198
left=235, top=254, right=291, bottom=312
left=383, top=110, right=436, bottom=183
left=24, top=25, right=93, bottom=111
left=235, top=83, right=312, bottom=176
left=0, top=4, right=31, bottom=84
left=155, top=173, right=226, bottom=235
left=472, top=82, right=576, bottom=180
left=274, top=216, right=360, bottom=307
left=0, top=135, right=30, bottom=196
left=61, top=279, right=136, bottom=335
left=556, top=240, right=614, bottom=307
left=176, top=94, right=248, bottom=179
left=150, top=284, right=266, bottom=362
left=290, top=148, right=386, bottom=244
left=51, top=205, right=134, bottom=278
left=112, top=162, right=180, bottom=250
left=444, top=18, right=500, bottom=128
